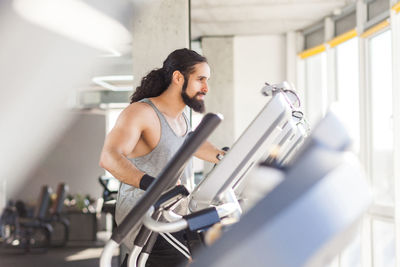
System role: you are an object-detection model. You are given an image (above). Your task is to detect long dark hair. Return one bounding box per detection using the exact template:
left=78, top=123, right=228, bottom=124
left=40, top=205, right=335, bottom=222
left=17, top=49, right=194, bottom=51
left=130, top=48, right=207, bottom=103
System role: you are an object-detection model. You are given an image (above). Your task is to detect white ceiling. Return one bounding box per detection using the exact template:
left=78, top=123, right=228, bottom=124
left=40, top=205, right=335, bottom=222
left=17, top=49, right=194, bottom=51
left=191, top=0, right=356, bottom=39
left=86, top=0, right=358, bottom=88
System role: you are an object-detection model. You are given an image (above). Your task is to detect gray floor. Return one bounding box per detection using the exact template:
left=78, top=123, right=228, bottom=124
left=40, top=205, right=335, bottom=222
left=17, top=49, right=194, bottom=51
left=0, top=240, right=120, bottom=267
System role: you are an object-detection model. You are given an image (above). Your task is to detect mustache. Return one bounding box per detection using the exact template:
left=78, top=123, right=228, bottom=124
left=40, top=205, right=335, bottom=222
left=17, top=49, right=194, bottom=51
left=196, top=92, right=206, bottom=96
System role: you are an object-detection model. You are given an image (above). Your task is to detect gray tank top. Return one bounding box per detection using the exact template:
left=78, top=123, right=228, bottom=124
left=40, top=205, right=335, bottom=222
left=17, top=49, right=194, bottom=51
left=115, top=98, right=193, bottom=249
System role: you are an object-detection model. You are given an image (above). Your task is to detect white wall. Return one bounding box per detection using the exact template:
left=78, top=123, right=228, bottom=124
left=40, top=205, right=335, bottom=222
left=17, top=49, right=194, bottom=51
left=202, top=37, right=236, bottom=147
left=15, top=111, right=106, bottom=203
left=233, top=35, right=286, bottom=137
left=0, top=3, right=101, bottom=209
left=201, top=34, right=287, bottom=173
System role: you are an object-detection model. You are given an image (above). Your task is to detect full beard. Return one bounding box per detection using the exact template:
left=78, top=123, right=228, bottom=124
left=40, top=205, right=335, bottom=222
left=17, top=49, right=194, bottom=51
left=181, top=80, right=205, bottom=113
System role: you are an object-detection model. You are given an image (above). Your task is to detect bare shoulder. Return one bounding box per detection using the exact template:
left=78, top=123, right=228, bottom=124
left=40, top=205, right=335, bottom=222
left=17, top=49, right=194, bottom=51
left=122, top=102, right=154, bottom=117
left=115, top=102, right=157, bottom=129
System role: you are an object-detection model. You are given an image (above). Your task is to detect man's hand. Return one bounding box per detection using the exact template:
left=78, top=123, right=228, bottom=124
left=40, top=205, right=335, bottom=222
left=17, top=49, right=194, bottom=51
left=194, top=140, right=229, bottom=164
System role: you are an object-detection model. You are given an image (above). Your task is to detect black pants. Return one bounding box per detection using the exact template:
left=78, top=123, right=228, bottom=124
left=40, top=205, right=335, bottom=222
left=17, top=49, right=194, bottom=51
left=121, top=233, right=188, bottom=267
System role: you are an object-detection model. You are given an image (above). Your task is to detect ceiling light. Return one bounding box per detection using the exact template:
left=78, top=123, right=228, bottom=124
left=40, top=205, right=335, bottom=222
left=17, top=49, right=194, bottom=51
left=12, top=0, right=132, bottom=55
left=92, top=75, right=133, bottom=91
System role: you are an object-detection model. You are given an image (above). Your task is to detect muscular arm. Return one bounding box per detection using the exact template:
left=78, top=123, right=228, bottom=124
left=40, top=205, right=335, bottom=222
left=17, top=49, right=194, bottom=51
left=99, top=104, right=148, bottom=188
left=194, top=140, right=226, bottom=164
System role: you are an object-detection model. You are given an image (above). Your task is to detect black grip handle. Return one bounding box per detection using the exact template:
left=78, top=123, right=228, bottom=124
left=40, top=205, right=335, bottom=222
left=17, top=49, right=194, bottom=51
left=183, top=207, right=220, bottom=231
left=154, top=185, right=190, bottom=210
left=134, top=210, right=161, bottom=247
left=111, top=113, right=222, bottom=244
left=133, top=224, right=153, bottom=247
left=142, top=232, right=159, bottom=254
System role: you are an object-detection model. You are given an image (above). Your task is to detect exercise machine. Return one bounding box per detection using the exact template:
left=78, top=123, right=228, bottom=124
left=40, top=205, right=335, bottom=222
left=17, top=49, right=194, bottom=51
left=0, top=183, right=69, bottom=252
left=127, top=83, right=309, bottom=266
left=127, top=86, right=308, bottom=267
left=190, top=110, right=371, bottom=267
left=134, top=93, right=370, bottom=267
left=100, top=113, right=223, bottom=267
left=189, top=83, right=308, bottom=213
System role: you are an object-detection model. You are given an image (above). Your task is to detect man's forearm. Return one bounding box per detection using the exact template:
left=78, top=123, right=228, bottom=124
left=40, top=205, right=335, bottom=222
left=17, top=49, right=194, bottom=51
left=100, top=150, right=145, bottom=188
left=194, top=141, right=226, bottom=164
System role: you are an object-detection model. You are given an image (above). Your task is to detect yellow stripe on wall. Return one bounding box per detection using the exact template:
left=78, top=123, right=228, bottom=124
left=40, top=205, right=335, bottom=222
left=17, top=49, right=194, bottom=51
left=361, top=20, right=390, bottom=38
left=327, top=29, right=358, bottom=48
left=298, top=44, right=326, bottom=59
left=392, top=2, right=400, bottom=13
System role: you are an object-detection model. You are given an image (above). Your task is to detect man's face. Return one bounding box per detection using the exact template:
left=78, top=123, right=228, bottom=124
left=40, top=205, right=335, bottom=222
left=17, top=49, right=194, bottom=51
left=181, top=62, right=210, bottom=113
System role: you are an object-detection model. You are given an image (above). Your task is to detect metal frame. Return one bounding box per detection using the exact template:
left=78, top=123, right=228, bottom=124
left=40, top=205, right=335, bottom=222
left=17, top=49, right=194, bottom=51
left=190, top=111, right=371, bottom=267
left=126, top=89, right=308, bottom=267
left=103, top=90, right=308, bottom=267
left=99, top=113, right=223, bottom=267
left=189, top=92, right=295, bottom=212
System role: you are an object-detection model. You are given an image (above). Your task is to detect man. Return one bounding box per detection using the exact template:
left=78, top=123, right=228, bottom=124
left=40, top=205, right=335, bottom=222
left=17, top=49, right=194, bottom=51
left=99, top=48, right=225, bottom=266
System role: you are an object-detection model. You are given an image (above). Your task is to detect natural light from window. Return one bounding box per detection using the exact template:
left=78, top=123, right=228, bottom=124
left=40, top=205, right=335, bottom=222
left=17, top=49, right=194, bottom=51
left=369, top=29, right=394, bottom=206
left=336, top=37, right=360, bottom=154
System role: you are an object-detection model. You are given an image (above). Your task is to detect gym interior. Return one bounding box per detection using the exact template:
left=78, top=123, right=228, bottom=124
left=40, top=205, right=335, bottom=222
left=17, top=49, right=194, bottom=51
left=1, top=0, right=400, bottom=266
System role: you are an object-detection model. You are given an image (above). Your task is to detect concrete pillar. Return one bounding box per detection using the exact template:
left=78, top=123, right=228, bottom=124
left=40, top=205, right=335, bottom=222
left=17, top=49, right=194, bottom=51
left=295, top=32, right=306, bottom=105
left=233, top=35, right=286, bottom=135
left=324, top=17, right=335, bottom=41
left=131, top=0, right=189, bottom=88
left=356, top=0, right=368, bottom=34
left=286, top=31, right=297, bottom=86
left=201, top=37, right=236, bottom=147
left=201, top=35, right=287, bottom=172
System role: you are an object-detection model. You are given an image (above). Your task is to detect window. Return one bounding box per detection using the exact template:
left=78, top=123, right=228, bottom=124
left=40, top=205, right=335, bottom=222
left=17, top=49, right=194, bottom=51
left=368, top=29, right=393, bottom=206
left=335, top=11, right=356, bottom=36
left=106, top=108, right=123, bottom=133
left=335, top=37, right=360, bottom=153
left=340, top=230, right=362, bottom=267
left=367, top=0, right=390, bottom=22
left=104, top=108, right=124, bottom=188
left=304, top=52, right=328, bottom=126
left=372, top=218, right=395, bottom=267
left=299, top=2, right=398, bottom=266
